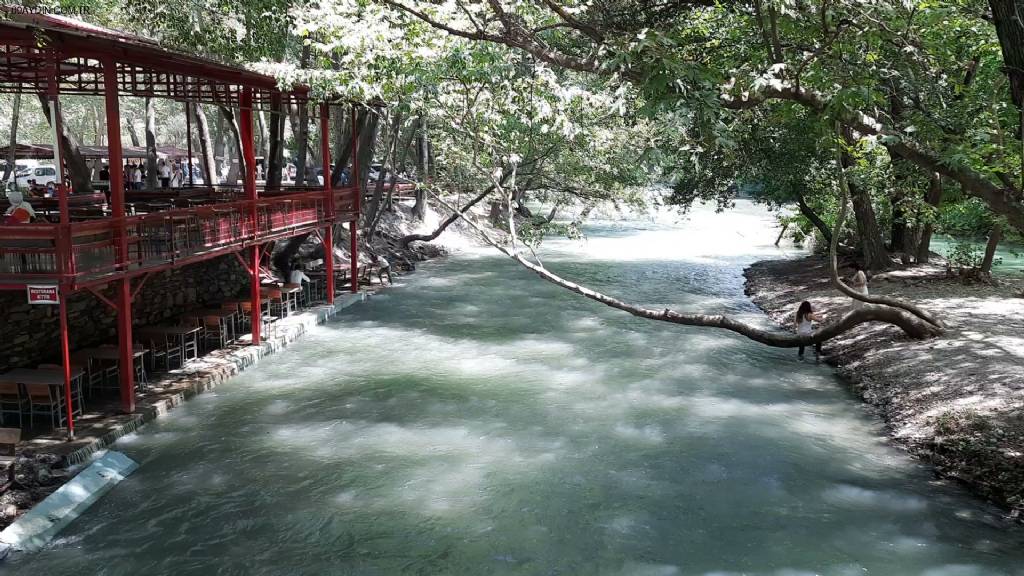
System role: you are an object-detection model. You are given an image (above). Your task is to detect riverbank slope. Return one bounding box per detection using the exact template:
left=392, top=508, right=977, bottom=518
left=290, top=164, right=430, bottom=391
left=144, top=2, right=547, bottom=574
left=744, top=256, right=1024, bottom=517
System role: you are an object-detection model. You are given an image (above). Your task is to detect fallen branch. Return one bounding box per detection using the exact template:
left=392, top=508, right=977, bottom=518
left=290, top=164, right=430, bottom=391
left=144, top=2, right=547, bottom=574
left=425, top=187, right=942, bottom=346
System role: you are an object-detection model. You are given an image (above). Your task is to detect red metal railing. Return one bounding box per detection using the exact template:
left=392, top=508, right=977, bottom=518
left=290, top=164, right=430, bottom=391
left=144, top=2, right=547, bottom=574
left=0, top=187, right=357, bottom=287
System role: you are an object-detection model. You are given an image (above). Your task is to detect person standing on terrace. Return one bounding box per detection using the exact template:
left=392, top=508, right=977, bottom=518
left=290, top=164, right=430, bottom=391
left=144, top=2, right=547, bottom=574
left=171, top=162, right=183, bottom=188
left=158, top=160, right=171, bottom=189
left=132, top=164, right=143, bottom=190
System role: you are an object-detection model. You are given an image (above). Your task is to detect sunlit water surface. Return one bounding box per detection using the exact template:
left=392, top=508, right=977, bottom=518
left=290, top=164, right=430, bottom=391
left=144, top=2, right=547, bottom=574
left=9, top=202, right=1024, bottom=576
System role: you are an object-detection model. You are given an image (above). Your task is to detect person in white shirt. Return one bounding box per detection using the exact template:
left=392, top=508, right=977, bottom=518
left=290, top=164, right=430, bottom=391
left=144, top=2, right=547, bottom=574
left=849, top=262, right=869, bottom=307
left=285, top=256, right=310, bottom=285
left=158, top=160, right=172, bottom=189
left=794, top=300, right=825, bottom=362
left=372, top=253, right=392, bottom=285
left=170, top=163, right=183, bottom=188
left=288, top=266, right=310, bottom=285
left=3, top=190, right=35, bottom=224
left=132, top=165, right=143, bottom=190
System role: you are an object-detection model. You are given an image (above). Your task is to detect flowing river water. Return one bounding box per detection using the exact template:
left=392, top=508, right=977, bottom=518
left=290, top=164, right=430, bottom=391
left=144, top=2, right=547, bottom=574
left=7, top=201, right=1024, bottom=575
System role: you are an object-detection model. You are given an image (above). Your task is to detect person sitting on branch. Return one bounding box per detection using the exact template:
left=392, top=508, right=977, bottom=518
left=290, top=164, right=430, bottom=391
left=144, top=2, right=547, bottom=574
left=795, top=300, right=825, bottom=362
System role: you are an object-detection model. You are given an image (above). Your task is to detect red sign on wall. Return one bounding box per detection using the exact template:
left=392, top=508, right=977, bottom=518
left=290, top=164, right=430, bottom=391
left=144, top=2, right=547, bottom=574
left=26, top=285, right=60, bottom=305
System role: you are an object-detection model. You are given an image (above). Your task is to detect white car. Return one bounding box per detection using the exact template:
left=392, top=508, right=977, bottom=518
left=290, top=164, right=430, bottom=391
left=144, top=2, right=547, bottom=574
left=16, top=165, right=58, bottom=189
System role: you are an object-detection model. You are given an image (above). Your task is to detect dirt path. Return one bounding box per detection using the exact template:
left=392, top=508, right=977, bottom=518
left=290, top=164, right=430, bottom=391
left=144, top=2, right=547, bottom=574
left=744, top=256, right=1024, bottom=517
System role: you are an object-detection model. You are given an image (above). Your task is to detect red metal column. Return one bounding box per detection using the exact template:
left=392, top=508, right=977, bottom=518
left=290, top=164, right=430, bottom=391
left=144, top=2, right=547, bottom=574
left=104, top=57, right=135, bottom=413
left=58, top=288, right=75, bottom=440
left=185, top=101, right=194, bottom=186
left=47, top=53, right=68, bottom=225
left=320, top=103, right=334, bottom=303
left=240, top=88, right=261, bottom=344
left=49, top=51, right=74, bottom=438
left=350, top=104, right=360, bottom=293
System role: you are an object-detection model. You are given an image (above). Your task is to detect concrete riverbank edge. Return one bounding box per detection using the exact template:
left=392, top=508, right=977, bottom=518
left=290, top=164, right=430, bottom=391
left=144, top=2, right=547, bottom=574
left=743, top=256, right=1024, bottom=519
left=60, top=291, right=367, bottom=468
left=0, top=451, right=138, bottom=554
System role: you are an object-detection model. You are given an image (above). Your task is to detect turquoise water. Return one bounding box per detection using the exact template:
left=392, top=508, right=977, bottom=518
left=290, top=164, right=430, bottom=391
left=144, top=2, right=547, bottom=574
left=6, top=202, right=1023, bottom=575
left=931, top=235, right=1024, bottom=277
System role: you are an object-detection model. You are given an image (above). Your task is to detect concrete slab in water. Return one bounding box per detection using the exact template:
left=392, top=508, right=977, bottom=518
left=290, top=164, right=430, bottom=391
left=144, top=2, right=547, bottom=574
left=0, top=450, right=138, bottom=553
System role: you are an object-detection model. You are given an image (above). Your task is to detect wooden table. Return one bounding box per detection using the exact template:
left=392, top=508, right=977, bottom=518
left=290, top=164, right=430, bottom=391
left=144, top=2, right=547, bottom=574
left=136, top=325, right=202, bottom=365
left=77, top=346, right=150, bottom=386
left=261, top=284, right=301, bottom=318
left=0, top=368, right=85, bottom=427
left=78, top=346, right=148, bottom=361
left=183, top=308, right=237, bottom=343
left=0, top=368, right=84, bottom=386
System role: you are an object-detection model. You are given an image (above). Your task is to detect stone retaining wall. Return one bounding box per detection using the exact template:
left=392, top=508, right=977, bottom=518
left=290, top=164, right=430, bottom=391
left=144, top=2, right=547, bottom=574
left=0, top=256, right=250, bottom=374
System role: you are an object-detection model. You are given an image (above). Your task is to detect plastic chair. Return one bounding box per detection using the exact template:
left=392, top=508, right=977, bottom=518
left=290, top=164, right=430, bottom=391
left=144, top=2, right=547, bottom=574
left=25, top=383, right=65, bottom=430
left=0, top=382, right=26, bottom=428
left=37, top=364, right=84, bottom=415
left=203, top=315, right=230, bottom=350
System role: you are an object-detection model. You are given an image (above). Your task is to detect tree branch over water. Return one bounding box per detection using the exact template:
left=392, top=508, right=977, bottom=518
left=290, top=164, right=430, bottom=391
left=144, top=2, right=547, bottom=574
left=422, top=187, right=942, bottom=347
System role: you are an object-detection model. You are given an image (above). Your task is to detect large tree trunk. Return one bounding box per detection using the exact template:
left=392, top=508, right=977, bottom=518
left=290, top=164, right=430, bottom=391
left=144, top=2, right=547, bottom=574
left=412, top=116, right=428, bottom=220
left=367, top=116, right=417, bottom=239
left=220, top=107, right=244, bottom=185
left=980, top=224, right=1003, bottom=275
left=916, top=173, right=943, bottom=263
left=290, top=47, right=312, bottom=185
left=391, top=121, right=418, bottom=208
left=257, top=110, right=269, bottom=162
left=213, top=109, right=226, bottom=181
left=144, top=97, right=158, bottom=189
left=795, top=192, right=832, bottom=246
left=840, top=142, right=890, bottom=270
left=294, top=106, right=311, bottom=185
left=125, top=115, right=141, bottom=147
left=331, top=106, right=350, bottom=187
left=989, top=0, right=1024, bottom=138
left=266, top=102, right=285, bottom=190
left=273, top=232, right=310, bottom=280
left=356, top=110, right=380, bottom=191
left=365, top=110, right=403, bottom=233
left=193, top=103, right=216, bottom=185
left=92, top=104, right=102, bottom=146
left=37, top=94, right=92, bottom=193
left=3, top=93, right=20, bottom=183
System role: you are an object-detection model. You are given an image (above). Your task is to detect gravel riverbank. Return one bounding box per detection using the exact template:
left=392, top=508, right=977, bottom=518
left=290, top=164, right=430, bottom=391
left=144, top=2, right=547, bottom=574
left=744, top=256, right=1024, bottom=518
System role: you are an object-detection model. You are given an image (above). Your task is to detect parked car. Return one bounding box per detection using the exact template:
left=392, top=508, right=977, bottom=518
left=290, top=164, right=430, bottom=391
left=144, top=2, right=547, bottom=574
left=3, top=160, right=41, bottom=183
left=16, top=164, right=58, bottom=189
left=367, top=163, right=389, bottom=182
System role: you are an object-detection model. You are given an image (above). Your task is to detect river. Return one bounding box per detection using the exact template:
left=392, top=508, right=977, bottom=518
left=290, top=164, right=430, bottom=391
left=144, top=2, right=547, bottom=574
left=7, top=201, right=1024, bottom=575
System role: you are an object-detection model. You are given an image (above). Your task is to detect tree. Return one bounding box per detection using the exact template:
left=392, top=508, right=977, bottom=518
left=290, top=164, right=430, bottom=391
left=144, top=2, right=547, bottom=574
left=36, top=95, right=92, bottom=194
left=377, top=0, right=1024, bottom=238
left=144, top=97, right=158, bottom=189
left=193, top=103, right=217, bottom=185
left=3, top=94, right=20, bottom=183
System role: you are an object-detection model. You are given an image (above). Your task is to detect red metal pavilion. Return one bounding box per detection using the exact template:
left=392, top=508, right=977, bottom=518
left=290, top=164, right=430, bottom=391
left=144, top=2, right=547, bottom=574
left=0, top=13, right=363, bottom=437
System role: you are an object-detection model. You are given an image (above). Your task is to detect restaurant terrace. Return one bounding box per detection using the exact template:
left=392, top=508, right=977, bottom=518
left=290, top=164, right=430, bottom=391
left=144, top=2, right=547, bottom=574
left=0, top=13, right=363, bottom=440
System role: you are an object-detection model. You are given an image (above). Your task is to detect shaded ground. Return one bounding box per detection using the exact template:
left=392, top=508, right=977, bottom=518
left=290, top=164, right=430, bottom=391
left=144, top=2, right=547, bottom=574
left=745, top=256, right=1024, bottom=517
